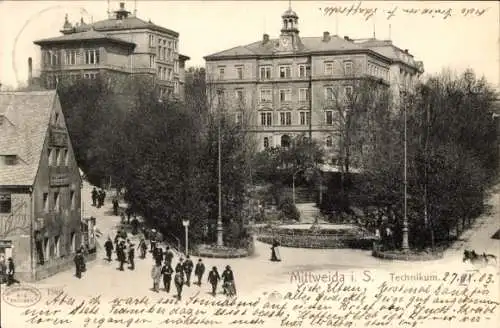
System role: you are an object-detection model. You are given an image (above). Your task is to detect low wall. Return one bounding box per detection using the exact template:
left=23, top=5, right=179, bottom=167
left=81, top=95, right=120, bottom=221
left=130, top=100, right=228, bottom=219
left=371, top=248, right=444, bottom=261
left=191, top=238, right=255, bottom=259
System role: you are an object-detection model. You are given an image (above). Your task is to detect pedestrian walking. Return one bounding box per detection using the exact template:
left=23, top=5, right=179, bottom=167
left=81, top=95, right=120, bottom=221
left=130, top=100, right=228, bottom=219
left=154, top=246, right=164, bottom=264
left=6, top=258, right=20, bottom=285
left=118, top=241, right=126, bottom=271
left=125, top=207, right=132, bottom=224
left=138, top=238, right=148, bottom=259
left=128, top=243, right=135, bottom=270
left=270, top=239, right=281, bottom=262
left=222, top=265, right=236, bottom=296
left=73, top=251, right=85, bottom=279
left=104, top=237, right=114, bottom=262
left=195, top=259, right=205, bottom=286
left=131, top=217, right=139, bottom=235
left=151, top=262, right=162, bottom=292
left=174, top=270, right=184, bottom=300
left=208, top=266, right=220, bottom=296
left=91, top=187, right=98, bottom=207
left=120, top=212, right=126, bottom=224
left=0, top=255, right=7, bottom=284
left=161, top=261, right=174, bottom=292
left=183, top=256, right=194, bottom=286
left=150, top=229, right=157, bottom=252
left=175, top=258, right=184, bottom=281
left=113, top=198, right=119, bottom=216
left=164, top=246, right=174, bottom=265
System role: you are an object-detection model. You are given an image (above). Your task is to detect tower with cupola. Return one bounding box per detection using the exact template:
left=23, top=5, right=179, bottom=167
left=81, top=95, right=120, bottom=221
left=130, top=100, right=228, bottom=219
left=278, top=4, right=302, bottom=52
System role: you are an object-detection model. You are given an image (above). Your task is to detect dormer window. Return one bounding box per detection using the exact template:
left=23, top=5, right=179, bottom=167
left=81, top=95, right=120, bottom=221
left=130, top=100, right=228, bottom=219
left=3, top=155, right=17, bottom=165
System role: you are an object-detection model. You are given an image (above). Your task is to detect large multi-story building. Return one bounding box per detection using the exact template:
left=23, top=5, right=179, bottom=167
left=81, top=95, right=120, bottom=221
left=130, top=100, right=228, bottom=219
left=33, top=2, right=189, bottom=100
left=204, top=7, right=424, bottom=152
left=0, top=90, right=83, bottom=281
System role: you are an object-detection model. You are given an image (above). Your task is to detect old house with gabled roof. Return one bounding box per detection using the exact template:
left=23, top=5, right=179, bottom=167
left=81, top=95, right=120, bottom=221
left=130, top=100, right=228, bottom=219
left=0, top=90, right=83, bottom=281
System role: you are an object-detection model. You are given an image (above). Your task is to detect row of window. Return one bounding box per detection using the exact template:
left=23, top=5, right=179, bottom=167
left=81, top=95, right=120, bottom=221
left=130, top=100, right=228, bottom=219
left=43, top=49, right=100, bottom=66
left=259, top=110, right=340, bottom=126
left=36, top=232, right=77, bottom=265
left=157, top=66, right=173, bottom=81
left=149, top=34, right=178, bottom=51
left=48, top=147, right=69, bottom=167
left=257, top=86, right=352, bottom=103
left=42, top=189, right=77, bottom=213
left=262, top=135, right=334, bottom=149
left=368, top=63, right=389, bottom=80
left=217, top=61, right=354, bottom=80
left=217, top=86, right=353, bottom=105
left=156, top=37, right=176, bottom=61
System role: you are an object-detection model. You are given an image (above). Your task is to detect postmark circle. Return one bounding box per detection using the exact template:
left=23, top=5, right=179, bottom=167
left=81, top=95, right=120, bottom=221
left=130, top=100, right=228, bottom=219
left=2, top=285, right=42, bottom=308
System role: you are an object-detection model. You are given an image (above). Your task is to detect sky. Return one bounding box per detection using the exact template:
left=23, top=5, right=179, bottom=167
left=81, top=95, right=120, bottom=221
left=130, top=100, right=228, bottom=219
left=0, top=0, right=498, bottom=89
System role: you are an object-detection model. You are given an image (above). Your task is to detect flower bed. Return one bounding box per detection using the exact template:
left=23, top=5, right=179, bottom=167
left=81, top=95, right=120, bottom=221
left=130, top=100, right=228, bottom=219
left=257, top=234, right=375, bottom=250
left=372, top=248, right=444, bottom=261
left=192, top=243, right=254, bottom=259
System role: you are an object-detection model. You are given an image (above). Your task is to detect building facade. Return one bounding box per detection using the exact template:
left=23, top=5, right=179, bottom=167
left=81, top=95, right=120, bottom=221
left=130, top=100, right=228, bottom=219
left=33, top=2, right=189, bottom=100
left=0, top=91, right=83, bottom=281
left=204, top=7, right=424, bottom=153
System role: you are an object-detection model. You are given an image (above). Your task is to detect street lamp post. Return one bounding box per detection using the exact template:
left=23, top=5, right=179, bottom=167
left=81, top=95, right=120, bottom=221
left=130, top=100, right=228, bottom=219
left=182, top=219, right=190, bottom=256
left=401, top=90, right=409, bottom=251
left=216, top=90, right=224, bottom=247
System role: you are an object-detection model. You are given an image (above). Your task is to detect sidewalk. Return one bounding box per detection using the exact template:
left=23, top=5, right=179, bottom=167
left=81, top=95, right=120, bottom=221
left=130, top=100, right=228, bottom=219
left=445, top=182, right=500, bottom=258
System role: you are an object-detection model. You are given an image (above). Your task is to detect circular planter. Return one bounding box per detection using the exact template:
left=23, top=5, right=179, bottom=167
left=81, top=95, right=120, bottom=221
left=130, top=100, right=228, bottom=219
left=372, top=248, right=444, bottom=261
left=191, top=244, right=253, bottom=259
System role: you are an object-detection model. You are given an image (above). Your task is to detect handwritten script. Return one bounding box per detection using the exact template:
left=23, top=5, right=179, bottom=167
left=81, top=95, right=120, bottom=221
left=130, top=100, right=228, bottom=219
left=2, top=269, right=499, bottom=328
left=319, top=2, right=490, bottom=20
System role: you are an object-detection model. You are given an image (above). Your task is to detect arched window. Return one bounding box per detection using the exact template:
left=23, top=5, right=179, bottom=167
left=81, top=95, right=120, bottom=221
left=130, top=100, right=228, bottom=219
left=263, top=137, right=269, bottom=149
left=326, top=136, right=333, bottom=147
left=281, top=135, right=291, bottom=148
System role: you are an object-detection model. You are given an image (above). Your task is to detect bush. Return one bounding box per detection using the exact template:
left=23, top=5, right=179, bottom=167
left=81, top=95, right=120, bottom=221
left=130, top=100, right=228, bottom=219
left=278, top=198, right=300, bottom=221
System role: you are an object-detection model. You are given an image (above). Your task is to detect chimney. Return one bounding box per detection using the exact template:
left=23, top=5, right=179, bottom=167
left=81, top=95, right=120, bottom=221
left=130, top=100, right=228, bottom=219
left=263, top=34, right=269, bottom=43
left=28, top=57, right=33, bottom=86
left=120, top=2, right=125, bottom=9
left=344, top=36, right=350, bottom=41
left=404, top=49, right=409, bottom=53
left=323, top=31, right=330, bottom=42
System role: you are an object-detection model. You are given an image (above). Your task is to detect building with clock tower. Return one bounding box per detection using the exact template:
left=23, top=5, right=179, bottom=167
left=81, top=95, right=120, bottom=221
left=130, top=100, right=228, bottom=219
left=204, top=5, right=424, bottom=162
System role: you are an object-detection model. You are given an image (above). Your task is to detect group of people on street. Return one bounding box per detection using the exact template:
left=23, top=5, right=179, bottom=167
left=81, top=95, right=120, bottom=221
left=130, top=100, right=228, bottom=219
left=103, top=228, right=136, bottom=271
left=91, top=187, right=107, bottom=208
left=0, top=256, right=19, bottom=286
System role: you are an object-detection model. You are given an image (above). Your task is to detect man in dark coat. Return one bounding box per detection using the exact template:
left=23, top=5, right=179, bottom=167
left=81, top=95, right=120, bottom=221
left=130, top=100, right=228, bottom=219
left=164, top=246, right=174, bottom=265
left=101, top=189, right=106, bottom=206
left=131, top=217, right=139, bottom=235
left=112, top=199, right=119, bottom=216
left=207, top=266, right=220, bottom=296
left=125, top=207, right=132, bottom=224
left=128, top=243, right=135, bottom=270
left=161, top=261, right=174, bottom=292
left=182, top=256, right=194, bottom=286
left=154, top=246, right=164, bottom=264
left=91, top=187, right=98, bottom=207
left=138, top=238, right=147, bottom=259
left=118, top=241, right=126, bottom=271
left=6, top=258, right=20, bottom=285
left=104, top=237, right=114, bottom=262
left=194, top=259, right=205, bottom=286
left=175, top=258, right=184, bottom=276
left=74, top=251, right=85, bottom=279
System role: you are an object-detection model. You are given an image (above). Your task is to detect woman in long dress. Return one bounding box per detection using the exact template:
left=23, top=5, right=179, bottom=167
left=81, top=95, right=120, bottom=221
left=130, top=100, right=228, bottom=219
left=270, top=239, right=281, bottom=262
